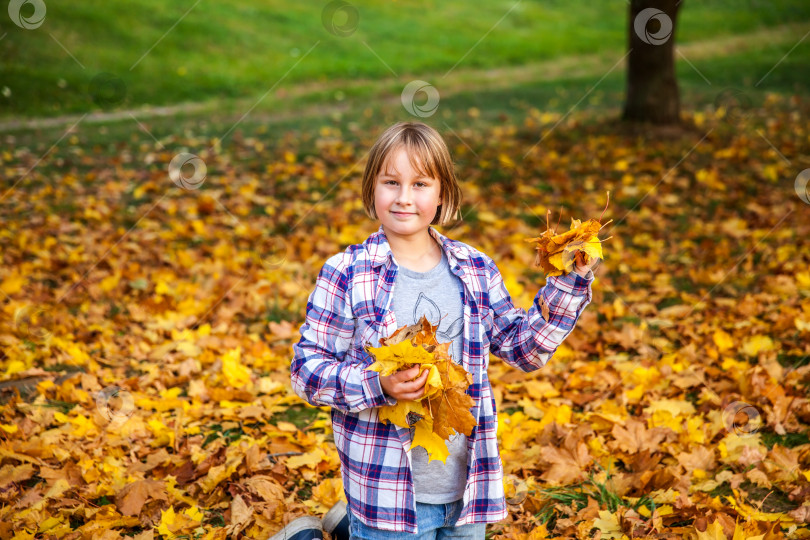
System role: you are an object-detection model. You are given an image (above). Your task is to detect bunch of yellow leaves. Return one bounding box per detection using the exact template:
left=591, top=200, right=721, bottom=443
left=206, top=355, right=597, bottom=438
left=526, top=192, right=612, bottom=277
left=365, top=316, right=477, bottom=463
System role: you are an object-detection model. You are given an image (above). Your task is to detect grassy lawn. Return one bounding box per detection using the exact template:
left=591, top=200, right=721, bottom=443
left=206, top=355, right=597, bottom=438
left=3, top=25, right=808, bottom=159
left=1, top=0, right=809, bottom=117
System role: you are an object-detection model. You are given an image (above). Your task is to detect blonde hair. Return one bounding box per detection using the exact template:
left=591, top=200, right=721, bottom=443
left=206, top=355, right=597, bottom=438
left=361, top=122, right=462, bottom=226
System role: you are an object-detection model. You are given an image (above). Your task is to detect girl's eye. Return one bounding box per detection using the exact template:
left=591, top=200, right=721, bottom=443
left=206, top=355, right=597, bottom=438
left=380, top=179, right=430, bottom=187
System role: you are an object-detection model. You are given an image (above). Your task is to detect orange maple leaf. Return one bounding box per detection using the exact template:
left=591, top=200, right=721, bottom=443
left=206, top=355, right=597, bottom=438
left=526, top=192, right=612, bottom=277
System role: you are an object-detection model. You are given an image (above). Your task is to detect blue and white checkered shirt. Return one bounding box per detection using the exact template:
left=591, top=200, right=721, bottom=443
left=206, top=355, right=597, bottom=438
left=291, top=225, right=593, bottom=533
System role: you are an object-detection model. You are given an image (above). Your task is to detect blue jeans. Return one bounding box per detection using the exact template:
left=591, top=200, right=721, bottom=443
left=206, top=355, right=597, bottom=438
left=347, top=500, right=486, bottom=540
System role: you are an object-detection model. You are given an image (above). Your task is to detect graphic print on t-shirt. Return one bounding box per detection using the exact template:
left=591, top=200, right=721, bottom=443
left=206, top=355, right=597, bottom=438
left=413, top=292, right=464, bottom=346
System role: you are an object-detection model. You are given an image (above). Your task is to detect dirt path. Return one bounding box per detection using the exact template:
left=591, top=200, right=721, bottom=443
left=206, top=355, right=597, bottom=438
left=1, top=22, right=807, bottom=133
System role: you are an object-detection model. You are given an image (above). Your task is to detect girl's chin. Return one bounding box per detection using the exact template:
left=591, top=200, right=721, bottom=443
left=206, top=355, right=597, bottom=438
left=383, top=224, right=425, bottom=235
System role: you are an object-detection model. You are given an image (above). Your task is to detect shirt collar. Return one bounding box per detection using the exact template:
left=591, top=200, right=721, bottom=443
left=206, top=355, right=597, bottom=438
left=366, top=225, right=470, bottom=268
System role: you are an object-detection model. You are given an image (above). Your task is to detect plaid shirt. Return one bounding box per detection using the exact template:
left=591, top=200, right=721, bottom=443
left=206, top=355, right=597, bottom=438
left=291, top=225, right=593, bottom=533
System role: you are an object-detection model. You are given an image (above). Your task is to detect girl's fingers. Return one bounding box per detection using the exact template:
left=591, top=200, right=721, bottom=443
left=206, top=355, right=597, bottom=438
left=381, top=366, right=430, bottom=399
left=392, top=369, right=428, bottom=397
left=398, top=366, right=427, bottom=383
left=394, top=366, right=420, bottom=382
left=398, top=384, right=426, bottom=400
left=398, top=373, right=427, bottom=392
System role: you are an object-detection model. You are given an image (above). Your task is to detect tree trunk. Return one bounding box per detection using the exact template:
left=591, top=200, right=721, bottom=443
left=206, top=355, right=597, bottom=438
left=622, top=0, right=682, bottom=124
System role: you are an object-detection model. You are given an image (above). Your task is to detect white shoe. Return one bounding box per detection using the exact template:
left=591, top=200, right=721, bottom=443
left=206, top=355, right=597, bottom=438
left=267, top=516, right=324, bottom=540
left=322, top=500, right=349, bottom=540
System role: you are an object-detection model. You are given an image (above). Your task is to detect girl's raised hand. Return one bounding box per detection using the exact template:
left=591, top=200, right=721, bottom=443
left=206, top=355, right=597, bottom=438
left=380, top=365, right=429, bottom=401
left=574, top=250, right=599, bottom=277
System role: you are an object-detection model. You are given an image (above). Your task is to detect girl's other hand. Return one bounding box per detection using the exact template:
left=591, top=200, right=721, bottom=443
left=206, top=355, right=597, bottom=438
left=380, top=365, right=429, bottom=401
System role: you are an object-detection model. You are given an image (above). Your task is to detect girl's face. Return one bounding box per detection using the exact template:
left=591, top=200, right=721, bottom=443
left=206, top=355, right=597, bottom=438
left=374, top=147, right=442, bottom=241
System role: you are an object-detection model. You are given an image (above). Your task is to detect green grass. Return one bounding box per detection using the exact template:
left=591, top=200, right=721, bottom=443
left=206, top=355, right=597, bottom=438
left=201, top=422, right=245, bottom=448
left=43, top=399, right=77, bottom=414
left=711, top=480, right=800, bottom=514
left=532, top=466, right=658, bottom=533
left=5, top=31, right=809, bottom=150
left=270, top=404, right=322, bottom=429
left=1, top=0, right=809, bottom=117
left=760, top=430, right=810, bottom=450
left=777, top=353, right=810, bottom=371
left=438, top=36, right=810, bottom=123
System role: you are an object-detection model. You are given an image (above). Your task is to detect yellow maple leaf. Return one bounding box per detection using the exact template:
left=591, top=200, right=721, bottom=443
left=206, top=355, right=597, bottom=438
left=147, top=417, right=176, bottom=448
left=730, top=520, right=765, bottom=540
left=524, top=525, right=550, bottom=539
left=304, top=477, right=345, bottom=514
left=725, top=488, right=796, bottom=524
left=166, top=476, right=198, bottom=508
left=286, top=447, right=327, bottom=470
left=694, top=519, right=727, bottom=540
left=796, top=271, right=810, bottom=290
left=4, top=360, right=27, bottom=376
left=1, top=273, right=26, bottom=295
left=367, top=340, right=436, bottom=375
left=741, top=335, right=775, bottom=357
left=200, top=455, right=244, bottom=494
left=538, top=403, right=572, bottom=428
left=184, top=505, right=204, bottom=522
left=365, top=316, right=477, bottom=463
left=592, top=510, right=623, bottom=539
left=99, top=273, right=120, bottom=292
left=422, top=363, right=443, bottom=399
left=412, top=417, right=449, bottom=463
left=379, top=399, right=426, bottom=429
left=157, top=506, right=177, bottom=537
left=713, top=330, right=734, bottom=351
left=222, top=347, right=252, bottom=388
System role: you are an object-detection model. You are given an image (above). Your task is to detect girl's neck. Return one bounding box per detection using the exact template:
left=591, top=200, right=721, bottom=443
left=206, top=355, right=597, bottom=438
left=383, top=226, right=442, bottom=272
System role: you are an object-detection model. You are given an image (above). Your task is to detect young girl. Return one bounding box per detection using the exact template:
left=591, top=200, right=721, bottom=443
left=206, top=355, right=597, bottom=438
left=291, top=121, right=596, bottom=539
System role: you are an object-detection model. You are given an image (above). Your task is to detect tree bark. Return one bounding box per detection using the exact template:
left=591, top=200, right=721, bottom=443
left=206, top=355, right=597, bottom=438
left=622, top=0, right=682, bottom=124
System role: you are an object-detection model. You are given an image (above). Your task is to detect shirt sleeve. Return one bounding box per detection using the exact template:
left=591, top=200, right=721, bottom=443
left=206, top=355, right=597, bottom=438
left=486, top=257, right=593, bottom=372
left=290, top=254, right=395, bottom=413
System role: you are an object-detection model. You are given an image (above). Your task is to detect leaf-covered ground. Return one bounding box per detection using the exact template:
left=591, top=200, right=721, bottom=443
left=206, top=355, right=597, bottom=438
left=1, top=96, right=809, bottom=539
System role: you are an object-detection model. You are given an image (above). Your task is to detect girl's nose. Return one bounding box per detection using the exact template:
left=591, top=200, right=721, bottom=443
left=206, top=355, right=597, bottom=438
left=395, top=186, right=412, bottom=204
